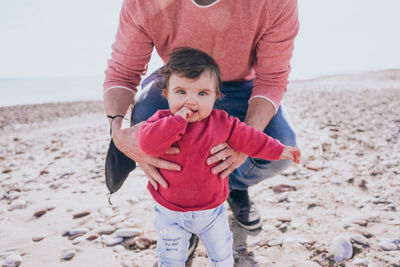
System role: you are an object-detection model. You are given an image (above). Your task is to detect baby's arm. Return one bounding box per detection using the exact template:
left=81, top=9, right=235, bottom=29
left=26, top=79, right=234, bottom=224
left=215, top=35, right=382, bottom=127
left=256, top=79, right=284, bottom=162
left=137, top=113, right=188, bottom=156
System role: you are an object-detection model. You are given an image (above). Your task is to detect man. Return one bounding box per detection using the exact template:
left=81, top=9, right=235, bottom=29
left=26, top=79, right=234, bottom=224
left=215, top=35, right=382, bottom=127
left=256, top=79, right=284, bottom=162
left=104, top=0, right=299, bottom=231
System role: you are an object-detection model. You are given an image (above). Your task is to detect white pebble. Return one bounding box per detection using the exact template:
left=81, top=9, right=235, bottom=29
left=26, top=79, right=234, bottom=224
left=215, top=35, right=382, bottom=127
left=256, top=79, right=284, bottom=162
left=350, top=234, right=369, bottom=246
left=352, top=258, right=368, bottom=266
left=97, top=225, right=116, bottom=235
left=115, top=228, right=142, bottom=238
left=102, top=236, right=123, bottom=246
left=277, top=192, right=289, bottom=202
left=8, top=199, right=26, bottom=211
left=379, top=240, right=397, bottom=251
left=68, top=227, right=89, bottom=236
left=32, top=233, right=47, bottom=242
left=4, top=254, right=22, bottom=267
left=100, top=207, right=114, bottom=217
left=109, top=215, right=126, bottom=225
left=267, top=239, right=282, bottom=247
left=113, top=244, right=125, bottom=253
left=254, top=255, right=270, bottom=264
left=61, top=250, right=75, bottom=260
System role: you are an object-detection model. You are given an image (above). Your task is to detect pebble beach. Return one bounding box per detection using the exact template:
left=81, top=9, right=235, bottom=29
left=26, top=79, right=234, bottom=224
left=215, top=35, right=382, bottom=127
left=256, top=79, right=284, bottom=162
left=1, top=70, right=399, bottom=267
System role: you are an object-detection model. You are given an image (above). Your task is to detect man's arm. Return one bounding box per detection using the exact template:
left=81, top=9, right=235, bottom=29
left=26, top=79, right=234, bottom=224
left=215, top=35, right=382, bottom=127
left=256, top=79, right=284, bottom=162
left=103, top=88, right=181, bottom=190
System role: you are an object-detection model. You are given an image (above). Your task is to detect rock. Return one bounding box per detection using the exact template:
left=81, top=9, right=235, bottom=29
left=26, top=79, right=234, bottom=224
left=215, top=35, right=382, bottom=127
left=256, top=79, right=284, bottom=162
left=109, top=215, right=125, bottom=225
left=113, top=245, right=125, bottom=253
left=73, top=211, right=90, bottom=219
left=86, top=235, right=99, bottom=241
left=272, top=184, right=295, bottom=193
left=33, top=209, right=47, bottom=218
left=67, top=227, right=89, bottom=236
left=61, top=250, right=75, bottom=261
left=331, top=236, right=353, bottom=262
left=114, top=228, right=142, bottom=238
left=352, top=258, right=368, bottom=266
left=352, top=219, right=368, bottom=227
left=96, top=217, right=105, bottom=223
left=367, top=263, right=380, bottom=267
left=134, top=237, right=153, bottom=249
left=102, top=236, right=123, bottom=246
left=71, top=236, right=84, bottom=245
left=379, top=240, right=398, bottom=251
left=277, top=192, right=289, bottom=202
left=388, top=219, right=400, bottom=225
left=254, top=255, right=271, bottom=264
left=306, top=160, right=323, bottom=171
left=97, top=225, right=115, bottom=235
left=100, top=207, right=113, bottom=217
left=32, top=233, right=47, bottom=242
left=350, top=234, right=369, bottom=247
left=5, top=190, right=20, bottom=200
left=123, top=236, right=138, bottom=246
left=267, top=239, right=282, bottom=247
left=8, top=199, right=26, bottom=211
left=3, top=254, right=23, bottom=267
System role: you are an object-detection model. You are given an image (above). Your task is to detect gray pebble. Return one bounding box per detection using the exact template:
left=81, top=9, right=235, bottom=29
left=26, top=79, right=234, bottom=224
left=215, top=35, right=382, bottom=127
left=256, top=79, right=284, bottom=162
left=267, top=239, right=282, bottom=247
left=61, top=250, right=75, bottom=260
left=97, top=225, right=115, bottom=235
left=352, top=258, right=368, bottom=266
left=67, top=227, right=89, bottom=236
left=102, top=236, right=123, bottom=246
left=32, top=233, right=47, bottom=242
left=379, top=240, right=398, bottom=251
left=331, top=236, right=353, bottom=262
left=115, top=228, right=142, bottom=238
left=350, top=234, right=369, bottom=247
left=3, top=254, right=22, bottom=267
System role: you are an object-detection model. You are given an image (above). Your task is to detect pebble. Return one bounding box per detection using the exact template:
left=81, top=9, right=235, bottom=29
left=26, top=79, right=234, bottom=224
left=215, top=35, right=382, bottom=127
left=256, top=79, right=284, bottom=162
left=8, top=199, right=26, bottom=211
left=352, top=258, right=368, bottom=266
left=350, top=234, right=369, bottom=247
left=272, top=184, right=294, bottom=193
left=254, top=255, right=271, bottom=264
left=379, top=240, right=398, bottom=251
left=277, top=192, right=289, bottom=202
left=352, top=219, right=368, bottom=227
left=367, top=263, right=380, bottom=267
left=388, top=219, right=400, bottom=225
left=109, top=215, right=126, bottom=225
left=33, top=209, right=47, bottom=218
left=331, top=236, right=353, bottom=262
left=267, top=239, right=282, bottom=247
left=115, top=228, right=142, bottom=238
left=61, top=250, right=75, bottom=261
left=100, top=207, right=113, bottom=217
left=3, top=254, right=22, bottom=267
left=5, top=191, right=20, bottom=200
left=67, top=227, right=89, bottom=236
left=97, top=225, right=115, bottom=235
left=73, top=211, right=91, bottom=219
left=134, top=237, right=153, bottom=249
left=32, top=233, right=47, bottom=242
left=112, top=244, right=125, bottom=253
left=306, top=160, right=323, bottom=171
left=102, top=236, right=124, bottom=246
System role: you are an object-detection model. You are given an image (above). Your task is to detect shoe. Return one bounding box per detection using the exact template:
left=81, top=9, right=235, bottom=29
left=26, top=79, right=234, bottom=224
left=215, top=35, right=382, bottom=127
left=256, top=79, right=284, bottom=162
left=188, top=234, right=199, bottom=258
left=227, top=189, right=262, bottom=230
left=105, top=139, right=136, bottom=194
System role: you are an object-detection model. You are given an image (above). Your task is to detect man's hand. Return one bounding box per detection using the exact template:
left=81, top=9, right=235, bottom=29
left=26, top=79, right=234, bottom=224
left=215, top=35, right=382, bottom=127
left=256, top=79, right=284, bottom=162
left=207, top=142, right=247, bottom=179
left=111, top=120, right=181, bottom=190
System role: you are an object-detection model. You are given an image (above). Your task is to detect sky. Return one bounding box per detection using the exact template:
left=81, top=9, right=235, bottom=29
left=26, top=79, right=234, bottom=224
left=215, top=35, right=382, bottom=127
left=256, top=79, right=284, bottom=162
left=0, top=0, right=400, bottom=80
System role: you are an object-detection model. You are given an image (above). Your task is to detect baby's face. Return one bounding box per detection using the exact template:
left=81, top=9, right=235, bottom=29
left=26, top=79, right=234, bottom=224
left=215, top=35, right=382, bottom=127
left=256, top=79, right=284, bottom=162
left=164, top=72, right=218, bottom=123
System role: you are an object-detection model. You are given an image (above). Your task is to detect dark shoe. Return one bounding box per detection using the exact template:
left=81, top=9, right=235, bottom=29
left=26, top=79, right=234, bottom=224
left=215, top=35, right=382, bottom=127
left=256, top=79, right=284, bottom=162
left=105, top=139, right=136, bottom=194
left=227, top=189, right=262, bottom=230
left=188, top=234, right=199, bottom=258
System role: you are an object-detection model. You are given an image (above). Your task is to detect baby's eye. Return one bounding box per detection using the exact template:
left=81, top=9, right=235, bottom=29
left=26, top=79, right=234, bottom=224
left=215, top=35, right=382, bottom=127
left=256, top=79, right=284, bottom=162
left=177, top=90, right=186, bottom=94
left=199, top=91, right=208, bottom=96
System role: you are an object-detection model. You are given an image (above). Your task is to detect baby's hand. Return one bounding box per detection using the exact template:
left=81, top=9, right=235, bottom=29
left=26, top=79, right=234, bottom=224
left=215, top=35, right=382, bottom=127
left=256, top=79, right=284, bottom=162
left=280, top=146, right=301, bottom=163
left=175, top=106, right=193, bottom=121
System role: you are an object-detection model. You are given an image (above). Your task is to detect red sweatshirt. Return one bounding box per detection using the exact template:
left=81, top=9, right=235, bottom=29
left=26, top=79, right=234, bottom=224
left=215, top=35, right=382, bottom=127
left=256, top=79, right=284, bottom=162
left=104, top=0, right=299, bottom=112
left=137, top=109, right=285, bottom=211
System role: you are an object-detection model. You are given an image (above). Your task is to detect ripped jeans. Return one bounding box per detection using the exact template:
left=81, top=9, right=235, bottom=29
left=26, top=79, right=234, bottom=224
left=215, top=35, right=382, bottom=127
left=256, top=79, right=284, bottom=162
left=154, top=203, right=234, bottom=266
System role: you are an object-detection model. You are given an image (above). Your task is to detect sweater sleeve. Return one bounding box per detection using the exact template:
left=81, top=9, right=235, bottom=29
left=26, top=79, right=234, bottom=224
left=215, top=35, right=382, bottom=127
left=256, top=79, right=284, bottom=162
left=103, top=0, right=154, bottom=94
left=137, top=113, right=188, bottom=157
left=251, top=0, right=299, bottom=112
left=226, top=116, right=285, bottom=161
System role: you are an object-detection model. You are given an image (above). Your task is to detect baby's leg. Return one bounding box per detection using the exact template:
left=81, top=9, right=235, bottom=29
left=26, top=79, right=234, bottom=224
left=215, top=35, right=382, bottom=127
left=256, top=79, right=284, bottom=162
left=198, top=205, right=234, bottom=266
left=153, top=205, right=192, bottom=267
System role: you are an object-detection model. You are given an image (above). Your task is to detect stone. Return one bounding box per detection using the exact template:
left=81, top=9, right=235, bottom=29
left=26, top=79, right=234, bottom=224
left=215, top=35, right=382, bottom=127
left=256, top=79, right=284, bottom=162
left=67, top=227, right=89, bottom=236
left=379, top=240, right=397, bottom=251
left=61, top=250, right=75, bottom=261
left=100, top=207, right=113, bottom=217
left=350, top=234, right=369, bottom=247
left=3, top=254, right=23, bottom=267
left=109, top=215, right=125, bottom=225
left=115, top=228, right=142, bottom=238
left=33, top=209, right=47, bottom=218
left=306, top=160, right=323, bottom=171
left=134, top=237, right=153, bottom=249
left=267, top=239, right=282, bottom=247
left=8, top=200, right=26, bottom=211
left=352, top=219, right=368, bottom=227
left=388, top=219, right=400, bottom=225
left=102, top=236, right=123, bottom=246
left=73, top=211, right=90, bottom=219
left=352, top=258, right=368, bottom=266
left=367, top=263, right=380, bottom=267
left=97, top=225, right=115, bottom=235
left=277, top=192, right=289, bottom=202
left=32, top=233, right=47, bottom=242
left=113, top=245, right=125, bottom=253
left=254, top=255, right=271, bottom=264
left=272, top=184, right=295, bottom=193
left=331, top=236, right=353, bottom=262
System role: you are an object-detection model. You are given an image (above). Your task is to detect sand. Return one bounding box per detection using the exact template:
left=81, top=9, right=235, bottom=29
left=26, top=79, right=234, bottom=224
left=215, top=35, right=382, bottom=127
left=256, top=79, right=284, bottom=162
left=0, top=70, right=399, bottom=267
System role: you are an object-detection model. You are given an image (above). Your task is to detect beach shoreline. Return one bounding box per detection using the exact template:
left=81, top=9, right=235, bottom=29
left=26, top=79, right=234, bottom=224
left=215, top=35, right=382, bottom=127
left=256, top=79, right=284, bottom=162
left=1, top=70, right=399, bottom=266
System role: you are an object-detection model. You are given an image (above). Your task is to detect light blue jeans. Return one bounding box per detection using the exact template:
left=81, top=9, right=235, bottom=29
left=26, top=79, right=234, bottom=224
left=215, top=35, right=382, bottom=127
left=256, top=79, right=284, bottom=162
left=132, top=71, right=296, bottom=190
left=154, top=203, right=234, bottom=266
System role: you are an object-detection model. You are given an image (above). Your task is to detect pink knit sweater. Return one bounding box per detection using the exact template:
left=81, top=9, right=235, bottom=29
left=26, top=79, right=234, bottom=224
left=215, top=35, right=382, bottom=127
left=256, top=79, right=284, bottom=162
left=104, top=0, right=299, bottom=110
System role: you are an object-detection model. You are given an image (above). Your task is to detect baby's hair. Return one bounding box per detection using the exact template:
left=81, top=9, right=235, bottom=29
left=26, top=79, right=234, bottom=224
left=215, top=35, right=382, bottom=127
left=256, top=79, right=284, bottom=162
left=157, top=47, right=222, bottom=93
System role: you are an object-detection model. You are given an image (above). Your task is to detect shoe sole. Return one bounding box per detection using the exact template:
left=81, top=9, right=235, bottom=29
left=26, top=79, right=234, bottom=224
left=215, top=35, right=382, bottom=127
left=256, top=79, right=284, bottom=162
left=234, top=218, right=262, bottom=231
